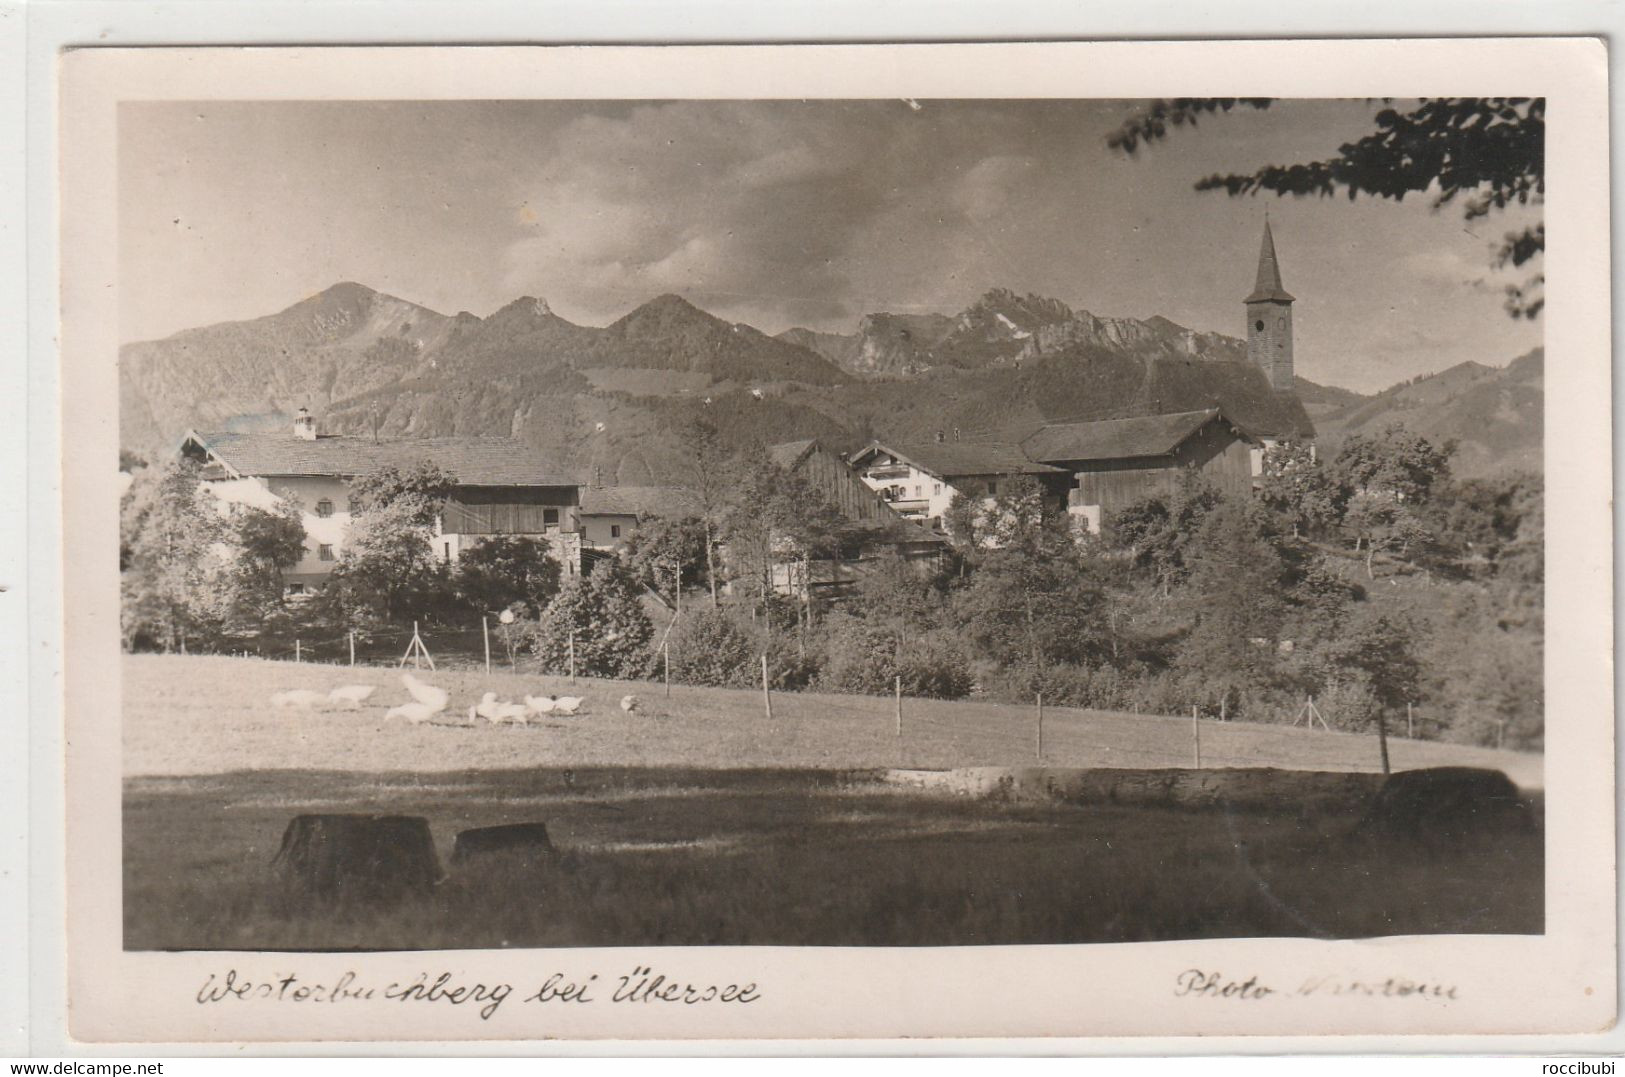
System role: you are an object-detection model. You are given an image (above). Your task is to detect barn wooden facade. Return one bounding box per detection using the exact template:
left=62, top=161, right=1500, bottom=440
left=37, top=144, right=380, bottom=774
left=180, top=422, right=584, bottom=587
left=770, top=438, right=899, bottom=526
left=1021, top=408, right=1262, bottom=533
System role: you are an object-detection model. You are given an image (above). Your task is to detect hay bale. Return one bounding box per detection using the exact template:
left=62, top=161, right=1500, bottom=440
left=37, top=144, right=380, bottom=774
left=450, top=822, right=557, bottom=867
left=272, top=814, right=442, bottom=903
left=1360, top=767, right=1533, bottom=842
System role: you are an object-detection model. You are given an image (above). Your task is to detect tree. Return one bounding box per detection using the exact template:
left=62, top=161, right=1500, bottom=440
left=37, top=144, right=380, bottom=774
left=119, top=460, right=228, bottom=651
left=1331, top=426, right=1455, bottom=506
left=220, top=499, right=308, bottom=633
left=1174, top=498, right=1291, bottom=717
left=1342, top=491, right=1433, bottom=580
left=1257, top=442, right=1347, bottom=538
left=766, top=469, right=845, bottom=635
left=624, top=514, right=709, bottom=616
left=1110, top=97, right=1545, bottom=317
left=677, top=415, right=735, bottom=607
left=349, top=460, right=457, bottom=524
left=1322, top=608, right=1424, bottom=751
left=531, top=561, right=654, bottom=678
left=719, top=461, right=783, bottom=608
left=1428, top=472, right=1543, bottom=583
left=455, top=535, right=562, bottom=619
left=319, top=495, right=446, bottom=624
left=942, top=490, right=984, bottom=562
left=951, top=480, right=1106, bottom=677
left=1111, top=471, right=1223, bottom=595
left=1331, top=427, right=1454, bottom=577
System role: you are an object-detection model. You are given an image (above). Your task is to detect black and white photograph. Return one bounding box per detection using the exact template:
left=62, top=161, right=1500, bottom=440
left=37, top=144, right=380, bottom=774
left=114, top=90, right=1551, bottom=952
left=50, top=40, right=1612, bottom=1043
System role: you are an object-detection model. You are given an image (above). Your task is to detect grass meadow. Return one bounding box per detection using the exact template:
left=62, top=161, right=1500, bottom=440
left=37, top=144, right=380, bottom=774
left=124, top=654, right=1544, bottom=782
left=123, top=654, right=1544, bottom=951
left=126, top=766, right=1543, bottom=951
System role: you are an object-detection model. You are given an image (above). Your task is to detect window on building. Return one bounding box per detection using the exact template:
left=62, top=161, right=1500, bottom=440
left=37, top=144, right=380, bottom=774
left=987, top=481, right=999, bottom=495
left=543, top=508, right=560, bottom=532
left=286, top=582, right=305, bottom=596
left=315, top=498, right=334, bottom=518
left=610, top=524, right=621, bottom=539
left=443, top=542, right=451, bottom=562
left=913, top=485, right=922, bottom=497
left=933, top=483, right=942, bottom=495
left=317, top=544, right=334, bottom=562
left=346, top=496, right=361, bottom=515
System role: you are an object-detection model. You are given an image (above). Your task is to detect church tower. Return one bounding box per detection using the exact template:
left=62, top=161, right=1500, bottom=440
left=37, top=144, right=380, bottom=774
left=1245, top=219, right=1296, bottom=392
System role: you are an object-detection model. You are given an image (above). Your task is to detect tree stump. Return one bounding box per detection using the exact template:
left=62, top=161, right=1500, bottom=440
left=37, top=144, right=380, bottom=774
left=1359, top=767, right=1533, bottom=844
left=272, top=814, right=442, bottom=904
left=450, top=822, right=557, bottom=869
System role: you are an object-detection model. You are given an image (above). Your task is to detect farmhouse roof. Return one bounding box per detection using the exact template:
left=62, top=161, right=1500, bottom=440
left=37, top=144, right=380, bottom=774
left=183, top=430, right=580, bottom=487
left=578, top=485, right=700, bottom=519
left=768, top=438, right=820, bottom=470
left=1022, top=408, right=1256, bottom=464
left=856, top=440, right=1065, bottom=480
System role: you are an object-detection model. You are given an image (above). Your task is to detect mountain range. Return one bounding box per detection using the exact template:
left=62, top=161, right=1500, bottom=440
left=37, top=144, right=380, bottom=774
left=120, top=283, right=1542, bottom=483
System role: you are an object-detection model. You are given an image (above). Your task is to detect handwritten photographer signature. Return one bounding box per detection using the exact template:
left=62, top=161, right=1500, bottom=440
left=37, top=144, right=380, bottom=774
left=1175, top=968, right=1459, bottom=1001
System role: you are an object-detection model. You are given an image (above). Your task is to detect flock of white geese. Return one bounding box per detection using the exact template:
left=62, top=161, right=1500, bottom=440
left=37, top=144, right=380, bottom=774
left=271, top=673, right=640, bottom=728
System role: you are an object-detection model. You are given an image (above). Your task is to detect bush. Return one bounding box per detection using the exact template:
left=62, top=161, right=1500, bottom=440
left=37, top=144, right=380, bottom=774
left=530, top=563, right=654, bottom=678
left=455, top=536, right=562, bottom=619
left=667, top=609, right=761, bottom=688
left=897, top=631, right=974, bottom=700
left=814, top=615, right=971, bottom=700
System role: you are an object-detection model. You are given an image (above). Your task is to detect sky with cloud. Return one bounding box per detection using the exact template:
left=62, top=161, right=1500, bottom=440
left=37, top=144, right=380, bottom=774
left=120, top=98, right=1541, bottom=393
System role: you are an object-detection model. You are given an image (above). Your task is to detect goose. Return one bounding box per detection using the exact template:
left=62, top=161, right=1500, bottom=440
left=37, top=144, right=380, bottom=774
left=271, top=689, right=325, bottom=710
left=474, top=692, right=510, bottom=721
left=327, top=684, right=377, bottom=709
left=491, top=702, right=530, bottom=727
left=386, top=701, right=438, bottom=724
left=620, top=694, right=640, bottom=714
left=401, top=672, right=449, bottom=712
left=524, top=694, right=557, bottom=717
left=552, top=696, right=585, bottom=717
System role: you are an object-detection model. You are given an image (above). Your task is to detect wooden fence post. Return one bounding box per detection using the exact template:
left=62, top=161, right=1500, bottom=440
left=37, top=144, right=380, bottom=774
left=762, top=655, right=773, bottom=721
left=1377, top=711, right=1392, bottom=775
left=1407, top=702, right=1414, bottom=738
left=482, top=616, right=492, bottom=676
left=348, top=630, right=355, bottom=667
left=1191, top=705, right=1201, bottom=768
left=663, top=642, right=671, bottom=698
left=1036, top=692, right=1044, bottom=762
left=568, top=630, right=576, bottom=682
left=894, top=675, right=902, bottom=738
left=295, top=638, right=301, bottom=663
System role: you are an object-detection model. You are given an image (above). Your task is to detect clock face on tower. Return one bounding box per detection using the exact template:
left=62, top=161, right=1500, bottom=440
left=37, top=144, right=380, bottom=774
left=1255, top=320, right=1265, bottom=332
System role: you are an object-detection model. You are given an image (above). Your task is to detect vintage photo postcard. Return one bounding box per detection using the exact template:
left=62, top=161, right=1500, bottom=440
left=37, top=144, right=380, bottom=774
left=57, top=40, right=1613, bottom=1044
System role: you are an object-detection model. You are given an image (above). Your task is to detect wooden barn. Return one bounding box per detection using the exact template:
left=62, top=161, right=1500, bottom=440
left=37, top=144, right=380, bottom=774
left=1021, top=408, right=1263, bottom=533
left=767, top=438, right=946, bottom=595
left=770, top=438, right=901, bottom=527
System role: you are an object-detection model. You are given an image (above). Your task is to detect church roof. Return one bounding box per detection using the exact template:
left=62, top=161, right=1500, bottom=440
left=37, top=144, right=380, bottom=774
left=1245, top=220, right=1296, bottom=304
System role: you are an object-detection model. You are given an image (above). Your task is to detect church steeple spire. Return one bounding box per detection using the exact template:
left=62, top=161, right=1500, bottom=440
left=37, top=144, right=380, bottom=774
left=1246, top=218, right=1296, bottom=304
left=1244, top=219, right=1296, bottom=391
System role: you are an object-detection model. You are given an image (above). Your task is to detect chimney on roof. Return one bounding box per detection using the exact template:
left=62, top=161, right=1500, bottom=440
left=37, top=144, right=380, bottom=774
left=293, top=407, right=317, bottom=441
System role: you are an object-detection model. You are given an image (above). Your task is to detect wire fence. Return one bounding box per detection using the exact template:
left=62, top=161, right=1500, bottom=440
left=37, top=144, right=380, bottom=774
left=191, top=623, right=1419, bottom=775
